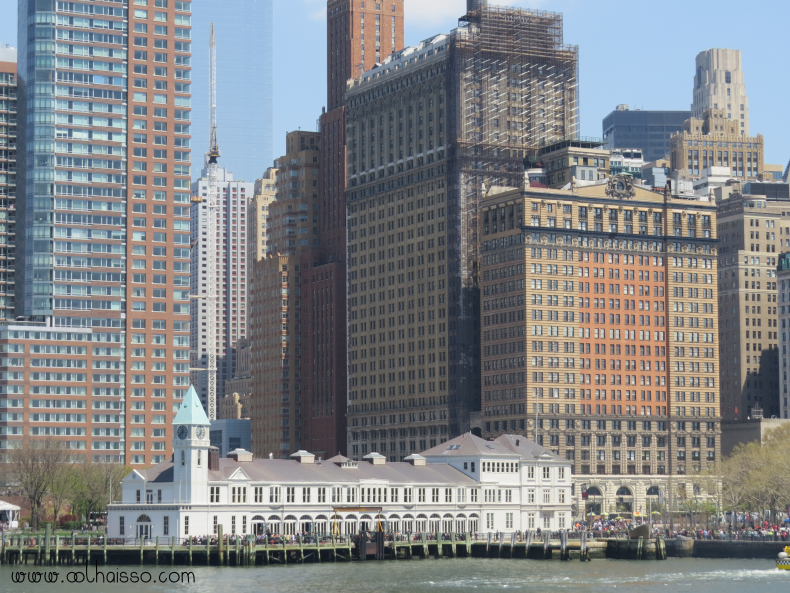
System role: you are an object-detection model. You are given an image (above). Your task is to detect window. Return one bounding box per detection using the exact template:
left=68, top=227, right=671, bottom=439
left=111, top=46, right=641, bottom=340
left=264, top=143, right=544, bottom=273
left=163, top=516, right=169, bottom=535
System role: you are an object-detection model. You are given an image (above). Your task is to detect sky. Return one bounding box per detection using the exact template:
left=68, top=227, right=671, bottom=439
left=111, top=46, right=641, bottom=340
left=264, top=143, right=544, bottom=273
left=0, top=0, right=788, bottom=172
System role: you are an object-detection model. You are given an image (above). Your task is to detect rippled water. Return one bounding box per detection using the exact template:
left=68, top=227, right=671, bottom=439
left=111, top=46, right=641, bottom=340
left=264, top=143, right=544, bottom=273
left=2, top=558, right=788, bottom=593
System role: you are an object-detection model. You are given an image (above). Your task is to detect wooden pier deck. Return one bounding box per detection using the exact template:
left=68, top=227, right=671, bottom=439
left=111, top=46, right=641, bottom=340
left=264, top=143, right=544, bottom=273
left=1, top=526, right=622, bottom=567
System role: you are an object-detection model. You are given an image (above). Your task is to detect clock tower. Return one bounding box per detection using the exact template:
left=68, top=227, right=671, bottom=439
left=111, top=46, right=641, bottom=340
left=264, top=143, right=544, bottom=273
left=172, top=385, right=211, bottom=504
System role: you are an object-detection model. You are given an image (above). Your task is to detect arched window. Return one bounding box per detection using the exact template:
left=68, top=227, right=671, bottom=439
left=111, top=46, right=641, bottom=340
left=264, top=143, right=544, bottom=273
left=198, top=450, right=202, bottom=466
left=181, top=450, right=185, bottom=466
left=616, top=486, right=633, bottom=497
left=646, top=486, right=660, bottom=496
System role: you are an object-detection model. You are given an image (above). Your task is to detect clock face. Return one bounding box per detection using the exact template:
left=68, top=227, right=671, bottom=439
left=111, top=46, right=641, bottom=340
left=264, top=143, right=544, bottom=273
left=177, top=425, right=189, bottom=440
left=196, top=426, right=206, bottom=440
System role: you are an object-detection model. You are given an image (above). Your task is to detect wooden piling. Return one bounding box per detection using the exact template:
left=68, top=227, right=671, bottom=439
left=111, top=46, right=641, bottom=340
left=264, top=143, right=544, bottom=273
left=218, top=525, right=224, bottom=565
left=155, top=536, right=160, bottom=565
left=206, top=536, right=210, bottom=565
left=44, top=524, right=51, bottom=566
left=189, top=537, right=193, bottom=565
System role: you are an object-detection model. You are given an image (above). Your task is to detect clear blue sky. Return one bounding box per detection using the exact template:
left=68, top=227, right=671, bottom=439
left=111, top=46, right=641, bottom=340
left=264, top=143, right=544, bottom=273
left=1, top=0, right=788, bottom=170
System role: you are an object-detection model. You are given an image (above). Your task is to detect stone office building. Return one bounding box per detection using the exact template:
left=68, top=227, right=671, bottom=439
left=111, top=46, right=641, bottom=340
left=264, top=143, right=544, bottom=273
left=477, top=176, right=722, bottom=517
left=343, top=2, right=580, bottom=461
left=717, top=191, right=785, bottom=421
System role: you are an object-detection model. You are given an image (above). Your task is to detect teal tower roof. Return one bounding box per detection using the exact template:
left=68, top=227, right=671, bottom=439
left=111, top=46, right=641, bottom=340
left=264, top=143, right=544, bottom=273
left=172, top=385, right=210, bottom=426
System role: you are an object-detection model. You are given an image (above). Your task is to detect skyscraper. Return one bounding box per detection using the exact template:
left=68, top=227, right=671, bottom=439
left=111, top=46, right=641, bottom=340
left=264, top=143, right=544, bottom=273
left=0, top=0, right=193, bottom=464
left=190, top=167, right=254, bottom=409
left=189, top=0, right=273, bottom=181
left=249, top=131, right=322, bottom=458
left=717, top=190, right=783, bottom=422
left=248, top=167, right=277, bottom=267
left=0, top=46, right=17, bottom=321
left=290, top=0, right=405, bottom=456
left=479, top=179, right=721, bottom=513
left=343, top=2, right=580, bottom=460
left=691, top=49, right=749, bottom=137
left=602, top=105, right=690, bottom=164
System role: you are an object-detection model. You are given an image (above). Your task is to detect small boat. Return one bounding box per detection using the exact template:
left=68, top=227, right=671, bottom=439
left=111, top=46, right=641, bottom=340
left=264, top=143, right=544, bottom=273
left=776, top=547, right=790, bottom=570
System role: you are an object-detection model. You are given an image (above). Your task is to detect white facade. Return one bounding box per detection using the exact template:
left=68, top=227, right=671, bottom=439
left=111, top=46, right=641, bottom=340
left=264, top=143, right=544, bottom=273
left=108, top=389, right=573, bottom=539
left=190, top=166, right=255, bottom=408
left=691, top=48, right=749, bottom=136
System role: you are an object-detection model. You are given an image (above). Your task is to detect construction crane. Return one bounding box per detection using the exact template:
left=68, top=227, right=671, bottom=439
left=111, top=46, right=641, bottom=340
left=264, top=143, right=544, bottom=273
left=192, top=23, right=220, bottom=420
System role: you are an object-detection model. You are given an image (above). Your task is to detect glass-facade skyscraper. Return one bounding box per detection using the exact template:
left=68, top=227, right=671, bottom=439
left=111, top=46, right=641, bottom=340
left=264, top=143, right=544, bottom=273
left=190, top=0, right=272, bottom=182
left=1, top=0, right=193, bottom=464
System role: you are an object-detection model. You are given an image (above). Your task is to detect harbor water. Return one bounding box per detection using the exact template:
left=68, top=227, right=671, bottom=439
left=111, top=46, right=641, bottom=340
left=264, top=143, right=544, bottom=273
left=1, top=558, right=788, bottom=593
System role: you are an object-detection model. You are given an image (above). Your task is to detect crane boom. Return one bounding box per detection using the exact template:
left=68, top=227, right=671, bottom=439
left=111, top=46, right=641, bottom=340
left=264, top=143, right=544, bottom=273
left=205, top=23, right=219, bottom=419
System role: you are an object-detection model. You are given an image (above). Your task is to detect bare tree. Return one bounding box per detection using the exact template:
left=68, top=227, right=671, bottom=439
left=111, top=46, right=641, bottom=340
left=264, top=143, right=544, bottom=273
left=50, top=464, right=79, bottom=526
left=5, top=438, right=70, bottom=530
left=73, top=462, right=130, bottom=522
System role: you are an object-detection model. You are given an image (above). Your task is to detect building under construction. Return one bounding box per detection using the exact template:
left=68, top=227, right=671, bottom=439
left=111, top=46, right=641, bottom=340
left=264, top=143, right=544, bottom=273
left=343, top=0, right=580, bottom=459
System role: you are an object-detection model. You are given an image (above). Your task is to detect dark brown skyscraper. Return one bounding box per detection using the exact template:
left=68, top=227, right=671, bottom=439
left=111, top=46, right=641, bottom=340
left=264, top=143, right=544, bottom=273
left=300, top=1, right=404, bottom=456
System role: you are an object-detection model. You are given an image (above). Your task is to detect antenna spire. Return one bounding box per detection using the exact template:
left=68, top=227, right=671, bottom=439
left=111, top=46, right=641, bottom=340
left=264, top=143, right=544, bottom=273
left=208, top=23, right=219, bottom=162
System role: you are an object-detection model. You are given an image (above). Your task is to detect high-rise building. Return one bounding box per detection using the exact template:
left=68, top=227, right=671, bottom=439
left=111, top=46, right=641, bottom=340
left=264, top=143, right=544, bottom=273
left=190, top=167, right=253, bottom=409
left=292, top=0, right=406, bottom=458
left=0, top=46, right=17, bottom=321
left=670, top=109, right=764, bottom=182
left=602, top=105, right=690, bottom=164
left=777, top=255, right=790, bottom=420
left=691, top=49, right=749, bottom=137
left=221, top=337, right=251, bottom=419
left=344, top=3, right=580, bottom=460
left=717, top=190, right=784, bottom=422
left=326, top=0, right=405, bottom=112
left=249, top=131, right=322, bottom=459
left=190, top=0, right=273, bottom=181
left=248, top=167, right=277, bottom=267
left=479, top=177, right=721, bottom=514
left=0, top=1, right=193, bottom=464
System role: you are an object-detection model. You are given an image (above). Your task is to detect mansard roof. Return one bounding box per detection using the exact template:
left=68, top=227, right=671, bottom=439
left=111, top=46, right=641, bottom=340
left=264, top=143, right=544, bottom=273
left=139, top=457, right=478, bottom=486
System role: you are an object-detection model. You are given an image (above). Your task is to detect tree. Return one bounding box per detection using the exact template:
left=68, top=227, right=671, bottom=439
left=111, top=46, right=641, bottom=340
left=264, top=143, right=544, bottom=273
left=50, top=464, right=79, bottom=525
left=73, top=462, right=130, bottom=522
left=719, top=423, right=790, bottom=527
left=5, top=438, right=70, bottom=530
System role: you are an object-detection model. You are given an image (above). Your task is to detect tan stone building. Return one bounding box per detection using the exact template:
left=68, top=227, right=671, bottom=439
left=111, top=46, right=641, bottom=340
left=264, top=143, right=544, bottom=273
left=479, top=176, right=722, bottom=516
left=218, top=392, right=252, bottom=421
left=692, top=49, right=749, bottom=136
left=536, top=139, right=610, bottom=189
left=221, top=338, right=252, bottom=420
left=670, top=108, right=763, bottom=182
left=717, top=192, right=783, bottom=422
left=248, top=167, right=278, bottom=267
left=344, top=4, right=581, bottom=460
left=249, top=132, right=322, bottom=459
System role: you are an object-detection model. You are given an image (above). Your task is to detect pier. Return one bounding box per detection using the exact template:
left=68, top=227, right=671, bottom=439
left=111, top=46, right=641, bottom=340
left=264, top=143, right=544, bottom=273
left=0, top=525, right=621, bottom=566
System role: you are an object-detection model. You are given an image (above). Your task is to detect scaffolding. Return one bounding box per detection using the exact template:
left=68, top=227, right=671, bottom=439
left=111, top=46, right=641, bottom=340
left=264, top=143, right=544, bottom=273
left=448, top=4, right=579, bottom=287
left=445, top=3, right=579, bottom=435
